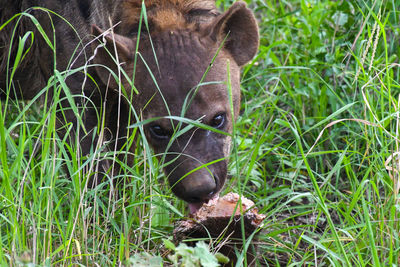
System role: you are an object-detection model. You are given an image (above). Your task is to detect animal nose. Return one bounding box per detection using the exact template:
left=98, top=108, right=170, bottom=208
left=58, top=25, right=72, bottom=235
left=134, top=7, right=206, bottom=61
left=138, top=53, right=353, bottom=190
left=187, top=188, right=216, bottom=203
left=185, top=175, right=217, bottom=203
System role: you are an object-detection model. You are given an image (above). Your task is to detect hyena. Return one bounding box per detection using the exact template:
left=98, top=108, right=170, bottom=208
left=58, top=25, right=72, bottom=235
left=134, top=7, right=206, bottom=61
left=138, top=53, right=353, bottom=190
left=0, top=0, right=259, bottom=211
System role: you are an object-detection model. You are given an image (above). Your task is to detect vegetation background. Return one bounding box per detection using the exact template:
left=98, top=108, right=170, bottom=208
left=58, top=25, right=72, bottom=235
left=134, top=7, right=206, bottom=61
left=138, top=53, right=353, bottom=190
left=1, top=0, right=399, bottom=266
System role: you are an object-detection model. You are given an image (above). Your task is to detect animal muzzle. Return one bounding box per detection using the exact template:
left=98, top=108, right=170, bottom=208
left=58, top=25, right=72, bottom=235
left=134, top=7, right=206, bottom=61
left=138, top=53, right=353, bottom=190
left=180, top=168, right=217, bottom=203
left=165, top=156, right=227, bottom=205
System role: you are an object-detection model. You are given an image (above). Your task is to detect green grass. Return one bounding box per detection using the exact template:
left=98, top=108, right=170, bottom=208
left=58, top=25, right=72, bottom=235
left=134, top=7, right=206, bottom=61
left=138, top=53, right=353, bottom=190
left=1, top=0, right=400, bottom=266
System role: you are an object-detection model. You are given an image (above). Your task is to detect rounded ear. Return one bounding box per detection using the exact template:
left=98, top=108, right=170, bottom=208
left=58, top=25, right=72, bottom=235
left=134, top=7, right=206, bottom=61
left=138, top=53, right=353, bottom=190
left=91, top=25, right=134, bottom=87
left=208, top=1, right=259, bottom=66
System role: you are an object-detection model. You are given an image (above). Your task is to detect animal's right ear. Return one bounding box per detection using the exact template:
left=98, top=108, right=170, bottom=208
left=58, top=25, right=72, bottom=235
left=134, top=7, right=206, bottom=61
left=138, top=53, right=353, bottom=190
left=91, top=25, right=135, bottom=87
left=207, top=1, right=259, bottom=66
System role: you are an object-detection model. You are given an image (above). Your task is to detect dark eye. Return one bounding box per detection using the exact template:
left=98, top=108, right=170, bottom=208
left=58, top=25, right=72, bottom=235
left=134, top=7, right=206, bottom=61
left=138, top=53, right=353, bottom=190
left=210, top=113, right=226, bottom=129
left=149, top=124, right=170, bottom=140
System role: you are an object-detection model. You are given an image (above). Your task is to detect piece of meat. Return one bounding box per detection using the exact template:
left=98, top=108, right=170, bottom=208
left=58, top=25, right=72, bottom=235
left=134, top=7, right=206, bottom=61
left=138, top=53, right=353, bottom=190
left=174, top=193, right=265, bottom=241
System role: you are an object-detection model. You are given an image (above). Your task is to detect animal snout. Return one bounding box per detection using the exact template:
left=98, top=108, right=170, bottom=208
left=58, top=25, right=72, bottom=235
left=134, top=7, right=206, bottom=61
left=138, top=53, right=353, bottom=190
left=177, top=169, right=218, bottom=203
left=164, top=149, right=228, bottom=204
left=185, top=176, right=217, bottom=203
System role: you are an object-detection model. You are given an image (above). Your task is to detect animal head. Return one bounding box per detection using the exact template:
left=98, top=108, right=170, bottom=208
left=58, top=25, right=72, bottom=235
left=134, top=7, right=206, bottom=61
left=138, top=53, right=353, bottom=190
left=92, top=1, right=259, bottom=208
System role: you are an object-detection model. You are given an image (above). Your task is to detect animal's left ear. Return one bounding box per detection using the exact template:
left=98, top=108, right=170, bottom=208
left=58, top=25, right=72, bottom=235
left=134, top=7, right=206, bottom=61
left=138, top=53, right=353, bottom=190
left=208, top=1, right=259, bottom=66
left=91, top=25, right=135, bottom=87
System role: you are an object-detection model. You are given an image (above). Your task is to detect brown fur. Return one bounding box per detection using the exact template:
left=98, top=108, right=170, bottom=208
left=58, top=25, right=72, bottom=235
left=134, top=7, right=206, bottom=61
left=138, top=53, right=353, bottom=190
left=0, top=0, right=259, bottom=204
left=121, top=0, right=219, bottom=27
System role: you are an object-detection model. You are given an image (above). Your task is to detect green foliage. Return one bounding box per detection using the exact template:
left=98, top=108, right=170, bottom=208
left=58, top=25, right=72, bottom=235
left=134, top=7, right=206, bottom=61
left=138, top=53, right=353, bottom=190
left=1, top=0, right=400, bottom=266
left=128, top=252, right=163, bottom=267
left=126, top=241, right=227, bottom=267
left=167, top=242, right=226, bottom=267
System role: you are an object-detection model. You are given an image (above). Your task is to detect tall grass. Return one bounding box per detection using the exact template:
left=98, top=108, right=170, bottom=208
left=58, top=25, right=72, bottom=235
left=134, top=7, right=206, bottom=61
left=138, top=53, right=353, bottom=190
left=240, top=0, right=400, bottom=265
left=1, top=0, right=400, bottom=266
left=0, top=6, right=173, bottom=266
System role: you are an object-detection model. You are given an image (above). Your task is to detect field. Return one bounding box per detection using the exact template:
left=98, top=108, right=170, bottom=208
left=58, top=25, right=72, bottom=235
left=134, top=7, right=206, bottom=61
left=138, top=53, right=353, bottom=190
left=1, top=0, right=400, bottom=266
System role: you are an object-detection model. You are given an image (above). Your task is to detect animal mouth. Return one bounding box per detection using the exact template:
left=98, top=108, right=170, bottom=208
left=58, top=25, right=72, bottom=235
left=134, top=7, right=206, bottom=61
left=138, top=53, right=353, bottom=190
left=188, top=202, right=204, bottom=214
left=188, top=194, right=220, bottom=214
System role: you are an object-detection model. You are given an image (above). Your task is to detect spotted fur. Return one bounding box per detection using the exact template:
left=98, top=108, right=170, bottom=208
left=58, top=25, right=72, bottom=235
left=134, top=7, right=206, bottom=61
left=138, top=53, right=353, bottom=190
left=0, top=0, right=259, bottom=204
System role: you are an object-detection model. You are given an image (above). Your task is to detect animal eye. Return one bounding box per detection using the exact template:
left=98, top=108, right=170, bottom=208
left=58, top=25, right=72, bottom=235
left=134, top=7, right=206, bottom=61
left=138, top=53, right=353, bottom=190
left=210, top=113, right=226, bottom=129
left=149, top=124, right=170, bottom=140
